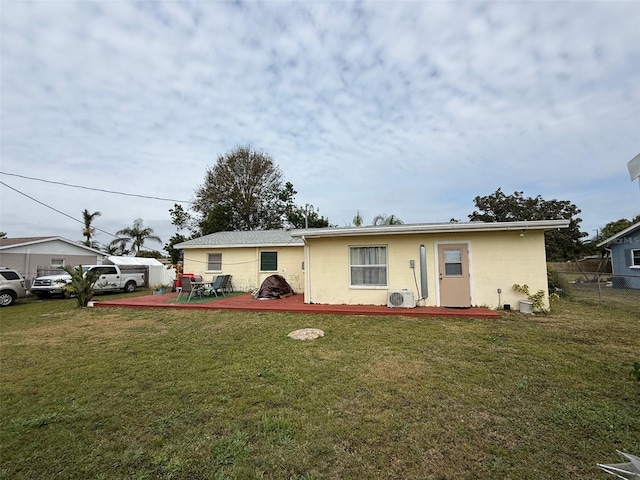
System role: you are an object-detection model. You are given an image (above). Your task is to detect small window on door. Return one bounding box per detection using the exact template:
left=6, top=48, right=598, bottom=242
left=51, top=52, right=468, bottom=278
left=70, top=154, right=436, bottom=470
left=260, top=252, right=278, bottom=272
left=443, top=249, right=463, bottom=276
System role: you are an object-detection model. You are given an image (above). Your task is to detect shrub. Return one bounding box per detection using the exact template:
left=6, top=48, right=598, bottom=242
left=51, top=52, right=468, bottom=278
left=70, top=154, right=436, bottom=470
left=547, top=267, right=570, bottom=297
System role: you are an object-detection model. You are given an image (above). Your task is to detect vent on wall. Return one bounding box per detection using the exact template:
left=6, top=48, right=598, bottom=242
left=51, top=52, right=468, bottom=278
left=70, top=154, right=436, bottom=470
left=387, top=290, right=415, bottom=308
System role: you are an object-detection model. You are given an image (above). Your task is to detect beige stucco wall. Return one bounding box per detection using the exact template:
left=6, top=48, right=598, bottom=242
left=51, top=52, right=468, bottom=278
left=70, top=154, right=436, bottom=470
left=182, top=246, right=305, bottom=293
left=303, top=230, right=549, bottom=309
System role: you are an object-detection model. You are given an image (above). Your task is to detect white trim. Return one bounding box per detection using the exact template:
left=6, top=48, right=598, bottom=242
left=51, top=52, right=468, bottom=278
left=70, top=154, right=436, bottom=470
left=293, top=220, right=569, bottom=239
left=597, top=221, right=640, bottom=247
left=348, top=244, right=388, bottom=288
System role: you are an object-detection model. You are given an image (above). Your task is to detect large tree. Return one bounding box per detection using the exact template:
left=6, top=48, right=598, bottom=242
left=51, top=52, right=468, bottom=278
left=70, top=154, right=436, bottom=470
left=115, top=218, right=162, bottom=256
left=372, top=214, right=404, bottom=226
left=468, top=188, right=587, bottom=261
left=81, top=209, right=101, bottom=247
left=193, top=146, right=291, bottom=232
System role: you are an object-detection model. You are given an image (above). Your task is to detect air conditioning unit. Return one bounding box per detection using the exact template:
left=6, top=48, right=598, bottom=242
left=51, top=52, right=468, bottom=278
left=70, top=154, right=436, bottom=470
left=387, top=289, right=415, bottom=308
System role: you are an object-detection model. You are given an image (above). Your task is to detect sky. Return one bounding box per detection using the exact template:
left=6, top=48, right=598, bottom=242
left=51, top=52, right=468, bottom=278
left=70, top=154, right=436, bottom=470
left=1, top=0, right=639, bottom=254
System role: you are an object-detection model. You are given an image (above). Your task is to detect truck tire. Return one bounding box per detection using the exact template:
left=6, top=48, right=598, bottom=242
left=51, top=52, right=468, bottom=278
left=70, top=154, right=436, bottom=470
left=124, top=281, right=136, bottom=293
left=0, top=290, right=17, bottom=307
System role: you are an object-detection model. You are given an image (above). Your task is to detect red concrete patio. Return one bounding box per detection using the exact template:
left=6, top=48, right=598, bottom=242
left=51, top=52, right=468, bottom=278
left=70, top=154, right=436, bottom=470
left=94, top=292, right=501, bottom=318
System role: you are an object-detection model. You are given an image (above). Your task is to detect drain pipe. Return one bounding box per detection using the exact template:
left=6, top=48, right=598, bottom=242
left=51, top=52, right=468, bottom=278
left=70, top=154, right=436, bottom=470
left=302, top=236, right=311, bottom=304
left=419, top=244, right=428, bottom=299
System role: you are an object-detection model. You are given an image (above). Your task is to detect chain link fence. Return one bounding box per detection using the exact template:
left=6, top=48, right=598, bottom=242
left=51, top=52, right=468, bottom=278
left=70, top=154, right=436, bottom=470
left=550, top=267, right=639, bottom=307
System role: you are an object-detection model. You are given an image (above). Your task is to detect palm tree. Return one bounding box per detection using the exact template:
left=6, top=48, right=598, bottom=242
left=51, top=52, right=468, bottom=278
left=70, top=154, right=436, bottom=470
left=372, top=214, right=404, bottom=226
left=115, top=218, right=162, bottom=256
left=352, top=211, right=364, bottom=227
left=82, top=209, right=101, bottom=247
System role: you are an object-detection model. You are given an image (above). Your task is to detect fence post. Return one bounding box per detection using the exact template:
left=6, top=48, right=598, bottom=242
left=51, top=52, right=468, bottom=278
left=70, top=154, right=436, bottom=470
left=597, top=273, right=602, bottom=304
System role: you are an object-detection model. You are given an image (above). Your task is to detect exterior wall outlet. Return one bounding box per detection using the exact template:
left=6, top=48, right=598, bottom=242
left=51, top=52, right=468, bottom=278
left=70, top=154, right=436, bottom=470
left=497, top=288, right=502, bottom=293
left=409, top=260, right=415, bottom=268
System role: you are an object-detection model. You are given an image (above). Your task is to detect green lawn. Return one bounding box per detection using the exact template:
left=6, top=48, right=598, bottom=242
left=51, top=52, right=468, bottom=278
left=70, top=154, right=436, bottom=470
left=1, top=293, right=638, bottom=479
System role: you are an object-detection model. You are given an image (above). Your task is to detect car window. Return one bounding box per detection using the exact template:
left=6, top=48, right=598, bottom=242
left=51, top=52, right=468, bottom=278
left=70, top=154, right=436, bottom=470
left=0, top=271, right=21, bottom=280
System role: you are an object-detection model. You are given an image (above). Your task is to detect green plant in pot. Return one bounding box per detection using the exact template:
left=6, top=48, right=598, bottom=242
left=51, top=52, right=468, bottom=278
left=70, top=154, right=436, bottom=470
left=512, top=283, right=555, bottom=314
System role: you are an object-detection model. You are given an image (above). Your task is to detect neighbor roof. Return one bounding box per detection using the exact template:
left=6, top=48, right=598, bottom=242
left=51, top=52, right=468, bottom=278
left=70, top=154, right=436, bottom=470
left=291, top=220, right=570, bottom=239
left=596, top=221, right=640, bottom=247
left=0, top=236, right=105, bottom=254
left=176, top=230, right=303, bottom=249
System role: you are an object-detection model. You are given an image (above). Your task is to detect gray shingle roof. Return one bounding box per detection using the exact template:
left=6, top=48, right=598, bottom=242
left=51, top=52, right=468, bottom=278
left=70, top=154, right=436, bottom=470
left=176, top=230, right=303, bottom=249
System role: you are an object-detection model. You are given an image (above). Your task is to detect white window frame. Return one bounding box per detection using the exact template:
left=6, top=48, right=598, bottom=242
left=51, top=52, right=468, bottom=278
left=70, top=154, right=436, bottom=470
left=260, top=251, right=278, bottom=272
left=51, top=258, right=65, bottom=268
left=206, top=253, right=222, bottom=272
left=631, top=248, right=640, bottom=269
left=349, top=245, right=388, bottom=289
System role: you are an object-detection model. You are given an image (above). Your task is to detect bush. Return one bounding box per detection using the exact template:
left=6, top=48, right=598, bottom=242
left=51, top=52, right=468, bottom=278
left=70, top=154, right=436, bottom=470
left=547, top=267, right=570, bottom=298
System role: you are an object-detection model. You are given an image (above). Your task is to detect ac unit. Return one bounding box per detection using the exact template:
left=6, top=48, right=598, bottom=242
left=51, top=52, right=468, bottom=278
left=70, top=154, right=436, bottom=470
left=387, top=289, right=415, bottom=308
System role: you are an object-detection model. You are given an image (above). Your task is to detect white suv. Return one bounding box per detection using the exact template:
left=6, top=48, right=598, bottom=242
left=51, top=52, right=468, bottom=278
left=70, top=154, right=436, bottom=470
left=0, top=267, right=27, bottom=307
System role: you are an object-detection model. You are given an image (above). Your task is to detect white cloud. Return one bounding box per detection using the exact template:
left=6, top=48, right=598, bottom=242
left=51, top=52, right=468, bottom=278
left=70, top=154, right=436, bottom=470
left=1, top=0, right=639, bottom=248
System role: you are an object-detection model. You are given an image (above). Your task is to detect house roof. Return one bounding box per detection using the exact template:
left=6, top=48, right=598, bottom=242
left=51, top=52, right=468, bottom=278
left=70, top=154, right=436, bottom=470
left=0, top=236, right=105, bottom=255
left=176, top=230, right=304, bottom=249
left=596, top=221, right=640, bottom=247
left=291, top=219, right=571, bottom=239
left=175, top=221, right=570, bottom=248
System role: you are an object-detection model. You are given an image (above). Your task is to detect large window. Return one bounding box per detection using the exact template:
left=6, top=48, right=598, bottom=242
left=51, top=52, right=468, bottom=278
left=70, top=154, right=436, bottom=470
left=632, top=249, right=640, bottom=267
left=207, top=253, right=222, bottom=271
left=350, top=246, right=387, bottom=287
left=260, top=252, right=278, bottom=272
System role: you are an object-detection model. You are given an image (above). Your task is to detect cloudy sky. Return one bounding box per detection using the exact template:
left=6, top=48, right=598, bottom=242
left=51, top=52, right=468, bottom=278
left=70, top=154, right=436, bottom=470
left=1, top=0, right=639, bottom=252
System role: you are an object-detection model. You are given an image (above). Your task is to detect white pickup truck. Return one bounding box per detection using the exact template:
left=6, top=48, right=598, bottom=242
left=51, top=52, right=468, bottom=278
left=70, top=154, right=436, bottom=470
left=31, top=265, right=145, bottom=298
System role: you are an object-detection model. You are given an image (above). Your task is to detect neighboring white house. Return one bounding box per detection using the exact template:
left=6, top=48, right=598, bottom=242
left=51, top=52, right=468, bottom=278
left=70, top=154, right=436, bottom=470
left=0, top=237, right=106, bottom=285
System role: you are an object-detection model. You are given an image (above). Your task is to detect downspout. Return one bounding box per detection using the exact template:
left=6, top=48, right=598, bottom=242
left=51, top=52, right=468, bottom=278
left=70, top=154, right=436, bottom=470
left=419, top=244, right=428, bottom=300
left=302, top=236, right=311, bottom=304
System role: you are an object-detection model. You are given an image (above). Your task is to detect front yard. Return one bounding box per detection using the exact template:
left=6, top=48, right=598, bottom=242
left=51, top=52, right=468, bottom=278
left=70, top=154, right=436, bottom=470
left=1, top=294, right=638, bottom=479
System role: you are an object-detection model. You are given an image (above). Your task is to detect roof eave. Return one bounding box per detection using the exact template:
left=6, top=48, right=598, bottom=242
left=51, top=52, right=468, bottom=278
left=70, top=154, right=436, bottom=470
left=596, top=221, right=640, bottom=247
left=292, top=220, right=570, bottom=239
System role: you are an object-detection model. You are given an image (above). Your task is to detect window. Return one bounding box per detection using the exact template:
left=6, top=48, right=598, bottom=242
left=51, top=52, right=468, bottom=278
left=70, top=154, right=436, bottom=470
left=632, top=249, right=640, bottom=267
left=443, top=249, right=463, bottom=276
left=260, top=252, right=278, bottom=271
left=350, top=246, right=387, bottom=287
left=207, top=253, right=222, bottom=271
left=51, top=258, right=65, bottom=268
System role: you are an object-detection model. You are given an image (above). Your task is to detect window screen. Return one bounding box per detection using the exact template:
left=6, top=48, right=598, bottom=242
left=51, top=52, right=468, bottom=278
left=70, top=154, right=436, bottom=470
left=208, top=253, right=222, bottom=271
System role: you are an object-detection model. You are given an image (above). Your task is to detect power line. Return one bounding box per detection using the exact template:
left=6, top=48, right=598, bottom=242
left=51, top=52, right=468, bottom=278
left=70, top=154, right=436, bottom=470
left=1, top=181, right=164, bottom=254
left=1, top=181, right=118, bottom=240
left=0, top=171, right=193, bottom=204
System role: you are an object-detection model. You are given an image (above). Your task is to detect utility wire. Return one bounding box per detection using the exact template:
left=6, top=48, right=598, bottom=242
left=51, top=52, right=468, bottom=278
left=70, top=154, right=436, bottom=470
left=0, top=171, right=193, bottom=204
left=1, top=181, right=118, bottom=239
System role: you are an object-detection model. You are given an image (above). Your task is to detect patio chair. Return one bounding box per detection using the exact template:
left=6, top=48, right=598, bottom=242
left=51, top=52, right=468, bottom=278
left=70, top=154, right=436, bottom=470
left=204, top=275, right=225, bottom=297
left=180, top=276, right=204, bottom=302
left=223, top=274, right=233, bottom=293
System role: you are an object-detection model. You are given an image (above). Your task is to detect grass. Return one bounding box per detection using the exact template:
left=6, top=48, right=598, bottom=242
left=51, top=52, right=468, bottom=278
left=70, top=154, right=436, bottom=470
left=1, top=292, right=638, bottom=479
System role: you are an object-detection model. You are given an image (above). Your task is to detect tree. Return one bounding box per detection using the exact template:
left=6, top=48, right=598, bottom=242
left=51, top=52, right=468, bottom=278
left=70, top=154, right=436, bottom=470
left=165, top=233, right=187, bottom=264
left=599, top=215, right=640, bottom=241
left=468, top=188, right=587, bottom=261
left=286, top=203, right=331, bottom=229
left=193, top=145, right=291, bottom=232
left=352, top=211, right=364, bottom=227
left=104, top=238, right=130, bottom=256
left=63, top=265, right=101, bottom=308
left=0, top=232, right=7, bottom=239
left=81, top=209, right=101, bottom=247
left=115, top=218, right=161, bottom=256
left=372, top=214, right=404, bottom=226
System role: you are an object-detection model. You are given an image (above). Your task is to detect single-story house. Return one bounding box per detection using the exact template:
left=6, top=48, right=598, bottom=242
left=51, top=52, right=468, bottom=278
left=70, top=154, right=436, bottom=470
left=178, top=220, right=569, bottom=310
left=176, top=230, right=305, bottom=293
left=597, top=221, right=640, bottom=289
left=0, top=237, right=106, bottom=285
